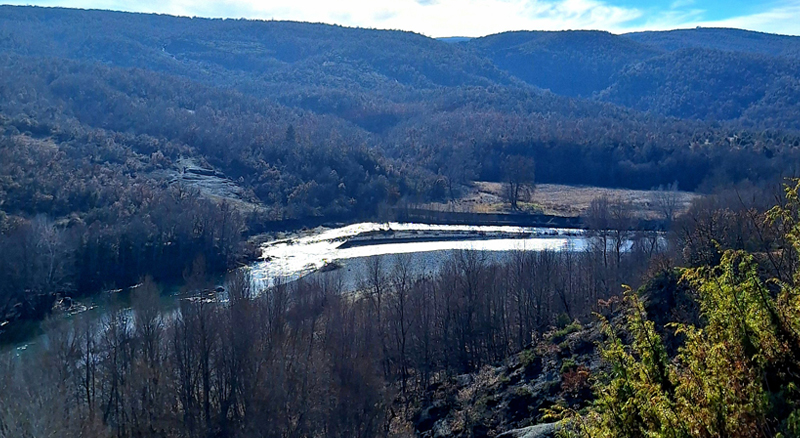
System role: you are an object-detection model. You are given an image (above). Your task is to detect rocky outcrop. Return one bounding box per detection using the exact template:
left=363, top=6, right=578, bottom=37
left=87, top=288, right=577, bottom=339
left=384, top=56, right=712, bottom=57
left=415, top=400, right=451, bottom=433
left=412, top=322, right=603, bottom=437
left=184, top=167, right=224, bottom=178
left=496, top=423, right=557, bottom=438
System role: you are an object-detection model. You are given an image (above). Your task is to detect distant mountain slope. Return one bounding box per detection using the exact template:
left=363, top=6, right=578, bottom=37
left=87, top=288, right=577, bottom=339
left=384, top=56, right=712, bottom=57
left=0, top=5, right=528, bottom=134
left=4, top=6, right=800, bottom=129
left=625, top=27, right=800, bottom=59
left=466, top=30, right=661, bottom=97
left=597, top=48, right=800, bottom=125
left=3, top=5, right=800, bottom=331
left=0, top=4, right=799, bottom=200
left=0, top=6, right=511, bottom=93
left=465, top=27, right=800, bottom=128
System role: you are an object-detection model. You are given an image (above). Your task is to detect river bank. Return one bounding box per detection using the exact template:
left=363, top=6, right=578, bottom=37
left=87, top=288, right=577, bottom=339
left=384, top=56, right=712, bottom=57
left=2, top=221, right=595, bottom=350
left=0, top=214, right=569, bottom=346
left=2, top=218, right=606, bottom=349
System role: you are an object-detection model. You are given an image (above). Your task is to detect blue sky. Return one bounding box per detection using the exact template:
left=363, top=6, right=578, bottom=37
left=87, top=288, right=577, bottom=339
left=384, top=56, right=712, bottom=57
left=4, top=0, right=799, bottom=37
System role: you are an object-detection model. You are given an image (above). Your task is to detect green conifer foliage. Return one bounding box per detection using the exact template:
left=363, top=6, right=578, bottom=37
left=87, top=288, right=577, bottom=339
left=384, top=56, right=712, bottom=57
left=570, top=181, right=800, bottom=438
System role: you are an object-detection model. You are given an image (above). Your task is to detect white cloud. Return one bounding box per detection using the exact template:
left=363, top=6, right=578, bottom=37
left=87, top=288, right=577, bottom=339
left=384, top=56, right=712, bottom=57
left=207, top=0, right=645, bottom=37
left=5, top=0, right=643, bottom=37
left=694, top=1, right=800, bottom=35
left=607, top=0, right=800, bottom=35
left=5, top=0, right=800, bottom=36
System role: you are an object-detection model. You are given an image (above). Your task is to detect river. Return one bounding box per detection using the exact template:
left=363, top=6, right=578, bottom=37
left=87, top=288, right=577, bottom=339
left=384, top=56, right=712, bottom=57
left=251, top=222, right=591, bottom=289
left=5, top=222, right=595, bottom=355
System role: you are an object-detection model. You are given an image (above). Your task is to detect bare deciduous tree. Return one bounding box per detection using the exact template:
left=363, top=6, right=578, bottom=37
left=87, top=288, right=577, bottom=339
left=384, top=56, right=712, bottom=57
left=0, top=235, right=664, bottom=438
left=503, top=156, right=535, bottom=211
left=655, top=182, right=681, bottom=227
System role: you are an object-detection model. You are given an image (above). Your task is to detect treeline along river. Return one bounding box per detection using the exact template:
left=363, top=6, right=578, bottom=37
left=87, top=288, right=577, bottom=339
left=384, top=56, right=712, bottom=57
left=4, top=221, right=650, bottom=355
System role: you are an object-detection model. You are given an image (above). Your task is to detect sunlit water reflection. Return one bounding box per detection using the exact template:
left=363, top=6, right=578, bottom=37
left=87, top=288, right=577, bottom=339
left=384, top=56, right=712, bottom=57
left=7, top=222, right=594, bottom=355
left=251, top=222, right=591, bottom=290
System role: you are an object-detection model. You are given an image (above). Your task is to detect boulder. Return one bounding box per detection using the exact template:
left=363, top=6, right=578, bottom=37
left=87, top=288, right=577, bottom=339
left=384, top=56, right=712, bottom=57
left=415, top=400, right=451, bottom=433
left=497, top=423, right=557, bottom=438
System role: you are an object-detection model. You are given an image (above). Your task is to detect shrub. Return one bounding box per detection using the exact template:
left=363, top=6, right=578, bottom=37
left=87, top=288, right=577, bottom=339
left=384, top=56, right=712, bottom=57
left=551, top=321, right=582, bottom=344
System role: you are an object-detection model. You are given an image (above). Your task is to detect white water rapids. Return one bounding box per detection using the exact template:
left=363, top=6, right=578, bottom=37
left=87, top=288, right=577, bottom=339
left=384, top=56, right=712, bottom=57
left=250, top=222, right=591, bottom=287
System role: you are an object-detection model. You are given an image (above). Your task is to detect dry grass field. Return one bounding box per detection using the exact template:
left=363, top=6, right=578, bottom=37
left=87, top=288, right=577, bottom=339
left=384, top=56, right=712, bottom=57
left=415, top=182, right=699, bottom=220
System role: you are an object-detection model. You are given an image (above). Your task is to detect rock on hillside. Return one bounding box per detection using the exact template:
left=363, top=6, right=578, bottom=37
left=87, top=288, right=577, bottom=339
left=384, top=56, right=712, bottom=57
left=496, top=423, right=557, bottom=438
left=413, top=321, right=603, bottom=438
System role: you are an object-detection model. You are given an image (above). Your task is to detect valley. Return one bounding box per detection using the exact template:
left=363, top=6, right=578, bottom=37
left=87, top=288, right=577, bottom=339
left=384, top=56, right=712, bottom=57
left=1, top=5, right=799, bottom=438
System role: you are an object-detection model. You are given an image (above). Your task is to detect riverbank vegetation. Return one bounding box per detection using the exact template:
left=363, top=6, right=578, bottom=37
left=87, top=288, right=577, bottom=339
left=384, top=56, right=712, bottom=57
left=0, top=125, right=249, bottom=331
left=0, top=180, right=793, bottom=437
left=553, top=181, right=800, bottom=438
left=0, top=228, right=653, bottom=437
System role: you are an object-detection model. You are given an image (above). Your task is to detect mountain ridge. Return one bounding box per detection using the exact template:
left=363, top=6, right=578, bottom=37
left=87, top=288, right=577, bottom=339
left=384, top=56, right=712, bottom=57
left=1, top=4, right=799, bottom=214
left=625, top=26, right=800, bottom=58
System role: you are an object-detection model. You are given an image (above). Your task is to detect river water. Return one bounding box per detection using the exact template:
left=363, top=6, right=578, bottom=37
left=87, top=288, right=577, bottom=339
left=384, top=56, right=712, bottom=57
left=250, top=222, right=591, bottom=289
left=5, top=222, right=594, bottom=355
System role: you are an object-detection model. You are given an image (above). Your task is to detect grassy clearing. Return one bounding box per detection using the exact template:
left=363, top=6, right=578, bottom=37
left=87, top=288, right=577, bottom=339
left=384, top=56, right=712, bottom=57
left=416, top=182, right=699, bottom=220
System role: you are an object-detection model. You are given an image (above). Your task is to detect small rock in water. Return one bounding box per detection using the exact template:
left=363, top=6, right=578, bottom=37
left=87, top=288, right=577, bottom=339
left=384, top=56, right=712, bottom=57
left=319, top=261, right=343, bottom=272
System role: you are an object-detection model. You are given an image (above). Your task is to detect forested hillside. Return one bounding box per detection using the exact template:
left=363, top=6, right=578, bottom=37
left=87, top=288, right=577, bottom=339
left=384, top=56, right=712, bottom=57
left=466, top=30, right=661, bottom=97
left=2, top=5, right=800, bottom=337
left=466, top=28, right=800, bottom=128
left=626, top=27, right=800, bottom=59
left=4, top=6, right=800, bottom=438
left=0, top=6, right=513, bottom=102
left=1, top=6, right=799, bottom=201
left=597, top=48, right=800, bottom=127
